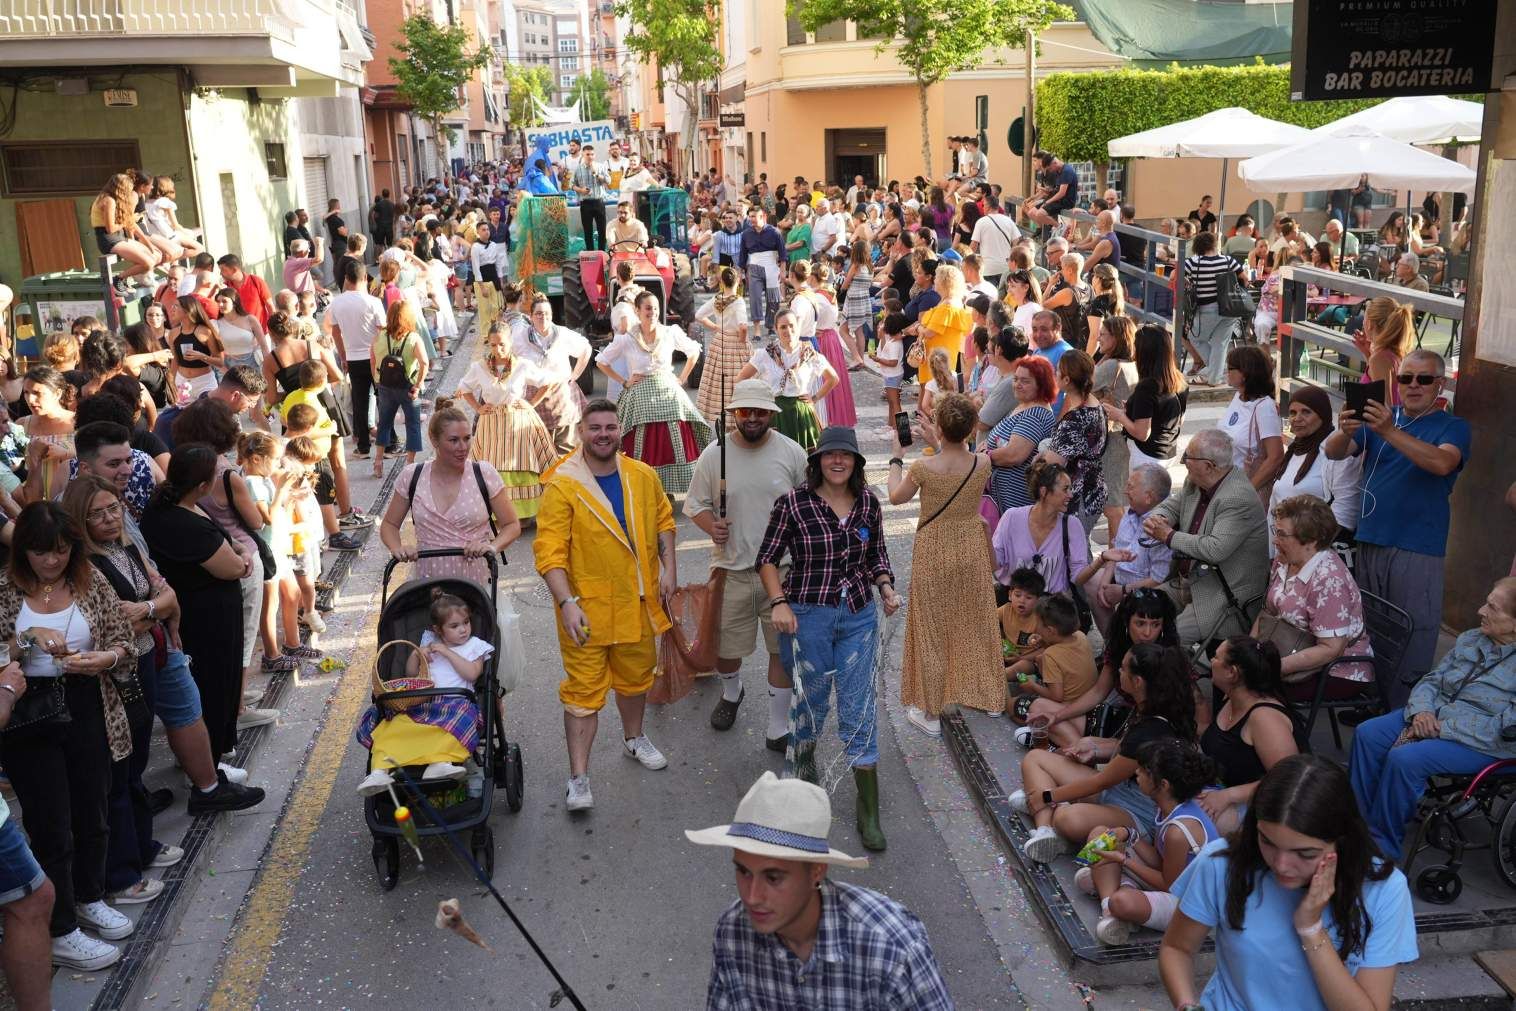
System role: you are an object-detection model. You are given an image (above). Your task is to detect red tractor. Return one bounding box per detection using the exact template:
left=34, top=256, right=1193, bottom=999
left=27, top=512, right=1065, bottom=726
left=561, top=240, right=694, bottom=337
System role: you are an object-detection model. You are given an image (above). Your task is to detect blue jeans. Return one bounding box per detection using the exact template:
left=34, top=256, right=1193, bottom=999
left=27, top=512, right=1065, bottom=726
left=1349, top=709, right=1493, bottom=858
left=375, top=385, right=422, bottom=451
left=781, top=600, right=880, bottom=768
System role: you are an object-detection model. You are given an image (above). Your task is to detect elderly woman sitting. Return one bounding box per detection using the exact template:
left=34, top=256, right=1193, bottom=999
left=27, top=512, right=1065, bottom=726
left=1350, top=576, right=1516, bottom=858
left=1255, top=494, right=1375, bottom=705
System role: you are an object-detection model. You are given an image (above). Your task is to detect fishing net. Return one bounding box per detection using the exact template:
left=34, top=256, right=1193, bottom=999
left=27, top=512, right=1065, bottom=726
left=511, top=196, right=570, bottom=296
left=638, top=187, right=690, bottom=255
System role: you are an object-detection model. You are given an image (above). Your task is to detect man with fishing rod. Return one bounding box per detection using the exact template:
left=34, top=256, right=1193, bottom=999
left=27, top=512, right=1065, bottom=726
left=684, top=378, right=808, bottom=749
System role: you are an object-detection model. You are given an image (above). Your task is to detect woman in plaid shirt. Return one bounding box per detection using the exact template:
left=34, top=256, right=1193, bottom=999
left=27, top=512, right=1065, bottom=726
left=757, top=427, right=900, bottom=852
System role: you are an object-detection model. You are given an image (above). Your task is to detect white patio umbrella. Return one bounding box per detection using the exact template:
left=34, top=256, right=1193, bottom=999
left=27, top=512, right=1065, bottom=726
left=1317, top=95, right=1484, bottom=145
left=1237, top=125, right=1476, bottom=194
left=1108, top=107, right=1314, bottom=232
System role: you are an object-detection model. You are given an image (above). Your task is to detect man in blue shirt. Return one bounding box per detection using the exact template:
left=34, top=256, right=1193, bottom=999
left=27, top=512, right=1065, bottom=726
left=1030, top=310, right=1072, bottom=413
left=1027, top=152, right=1080, bottom=230
left=739, top=207, right=785, bottom=336
left=1325, top=349, right=1472, bottom=705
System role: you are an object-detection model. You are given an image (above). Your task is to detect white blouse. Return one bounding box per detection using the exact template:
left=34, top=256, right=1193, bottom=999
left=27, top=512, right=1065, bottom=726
left=697, top=298, right=749, bottom=339
left=812, top=292, right=839, bottom=331
left=790, top=289, right=819, bottom=338
left=457, top=359, right=540, bottom=406
left=511, top=324, right=590, bottom=386
left=1269, top=450, right=1364, bottom=549
left=599, top=323, right=701, bottom=377
left=747, top=342, right=833, bottom=399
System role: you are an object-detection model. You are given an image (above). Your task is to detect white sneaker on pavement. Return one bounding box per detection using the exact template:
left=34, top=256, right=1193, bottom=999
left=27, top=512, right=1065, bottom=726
left=906, top=707, right=942, bottom=738
left=150, top=844, right=185, bottom=868
left=51, top=928, right=121, bottom=970
left=237, top=708, right=279, bottom=730
left=1073, top=865, right=1096, bottom=895
left=1014, top=725, right=1035, bottom=748
left=218, top=762, right=250, bottom=785
left=1096, top=914, right=1134, bottom=946
left=565, top=774, right=594, bottom=811
left=1009, top=789, right=1029, bottom=813
left=1022, top=825, right=1069, bottom=864
left=107, top=878, right=163, bottom=905
left=622, top=735, right=668, bottom=770
left=300, top=610, right=328, bottom=635
left=75, top=899, right=133, bottom=940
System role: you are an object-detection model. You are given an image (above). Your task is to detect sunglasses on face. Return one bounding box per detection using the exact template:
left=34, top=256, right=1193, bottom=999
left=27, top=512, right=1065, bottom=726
left=1397, top=373, right=1439, bottom=386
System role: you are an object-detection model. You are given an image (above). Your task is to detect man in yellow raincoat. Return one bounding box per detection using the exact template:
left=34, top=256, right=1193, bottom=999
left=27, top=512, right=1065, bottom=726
left=534, top=398, right=678, bottom=813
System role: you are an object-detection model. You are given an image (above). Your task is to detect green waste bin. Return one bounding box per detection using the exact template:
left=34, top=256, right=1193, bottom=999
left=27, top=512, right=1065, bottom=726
left=19, top=270, right=143, bottom=355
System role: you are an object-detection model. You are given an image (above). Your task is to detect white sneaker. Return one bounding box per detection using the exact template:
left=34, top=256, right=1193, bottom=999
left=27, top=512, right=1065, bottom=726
left=51, top=928, right=121, bottom=970
left=1009, top=789, right=1029, bottom=814
left=356, top=769, right=394, bottom=797
left=1096, top=914, right=1133, bottom=946
left=75, top=899, right=133, bottom=940
left=107, top=878, right=163, bottom=905
left=623, top=734, right=668, bottom=771
left=218, top=762, right=250, bottom=785
left=422, top=762, right=468, bottom=782
left=237, top=708, right=279, bottom=730
left=906, top=707, right=942, bottom=738
left=242, top=686, right=264, bottom=705
left=1073, top=865, right=1096, bottom=896
left=1022, top=825, right=1068, bottom=864
left=150, top=844, right=185, bottom=868
left=565, top=774, right=594, bottom=811
left=1014, top=725, right=1035, bottom=748
left=300, top=610, right=327, bottom=635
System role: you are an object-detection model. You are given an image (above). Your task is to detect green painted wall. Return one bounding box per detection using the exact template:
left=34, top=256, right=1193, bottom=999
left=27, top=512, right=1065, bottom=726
left=0, top=71, right=195, bottom=286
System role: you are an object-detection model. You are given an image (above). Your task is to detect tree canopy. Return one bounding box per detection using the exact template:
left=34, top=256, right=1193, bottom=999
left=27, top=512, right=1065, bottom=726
left=615, top=0, right=723, bottom=162
left=388, top=14, right=491, bottom=146
left=790, top=0, right=1074, bottom=177
left=570, top=69, right=613, bottom=121
left=503, top=63, right=554, bottom=130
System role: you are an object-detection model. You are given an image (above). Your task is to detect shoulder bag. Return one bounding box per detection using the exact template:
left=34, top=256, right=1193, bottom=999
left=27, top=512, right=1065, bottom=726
left=1060, top=514, right=1095, bottom=633
left=1256, top=608, right=1320, bottom=683
left=224, top=470, right=279, bottom=576
left=1217, top=266, right=1256, bottom=318
left=916, top=458, right=982, bottom=532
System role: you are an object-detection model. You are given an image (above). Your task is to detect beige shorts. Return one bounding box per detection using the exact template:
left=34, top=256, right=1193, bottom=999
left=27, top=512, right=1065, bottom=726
left=718, top=566, right=781, bottom=661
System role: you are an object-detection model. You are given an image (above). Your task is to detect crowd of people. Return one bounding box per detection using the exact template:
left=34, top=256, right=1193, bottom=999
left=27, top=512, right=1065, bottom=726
left=0, top=129, right=1506, bottom=1010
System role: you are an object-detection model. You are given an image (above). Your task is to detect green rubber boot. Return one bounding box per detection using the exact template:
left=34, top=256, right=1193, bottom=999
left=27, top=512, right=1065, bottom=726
left=793, top=743, right=818, bottom=785
left=853, top=766, right=886, bottom=852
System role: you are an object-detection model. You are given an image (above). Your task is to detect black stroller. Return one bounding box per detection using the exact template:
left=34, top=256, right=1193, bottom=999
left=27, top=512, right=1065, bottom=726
left=364, top=549, right=523, bottom=890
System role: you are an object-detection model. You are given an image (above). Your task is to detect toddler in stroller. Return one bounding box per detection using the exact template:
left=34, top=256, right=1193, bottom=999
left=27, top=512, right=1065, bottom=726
left=356, top=588, right=495, bottom=795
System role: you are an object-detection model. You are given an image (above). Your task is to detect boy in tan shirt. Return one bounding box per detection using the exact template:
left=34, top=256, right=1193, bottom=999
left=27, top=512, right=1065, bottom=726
left=1007, top=593, right=1097, bottom=723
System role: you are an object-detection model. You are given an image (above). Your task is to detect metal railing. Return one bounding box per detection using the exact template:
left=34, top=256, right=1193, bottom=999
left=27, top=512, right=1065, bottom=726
left=0, top=0, right=308, bottom=37
left=1276, top=264, right=1465, bottom=399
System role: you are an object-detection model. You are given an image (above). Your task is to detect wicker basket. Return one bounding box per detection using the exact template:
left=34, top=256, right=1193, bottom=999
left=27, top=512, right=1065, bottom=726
left=372, top=640, right=433, bottom=714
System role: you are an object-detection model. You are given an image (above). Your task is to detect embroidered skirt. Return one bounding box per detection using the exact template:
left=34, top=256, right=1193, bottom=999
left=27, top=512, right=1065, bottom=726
left=617, top=371, right=712, bottom=494
left=775, top=394, right=822, bottom=452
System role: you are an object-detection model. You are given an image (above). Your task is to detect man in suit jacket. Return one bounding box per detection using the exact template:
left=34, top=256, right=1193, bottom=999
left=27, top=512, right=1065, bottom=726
left=1142, top=429, right=1270, bottom=648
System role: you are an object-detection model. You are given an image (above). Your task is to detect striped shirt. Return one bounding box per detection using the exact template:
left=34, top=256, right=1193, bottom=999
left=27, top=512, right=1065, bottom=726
left=1184, top=253, right=1240, bottom=305
left=706, top=879, right=954, bottom=1010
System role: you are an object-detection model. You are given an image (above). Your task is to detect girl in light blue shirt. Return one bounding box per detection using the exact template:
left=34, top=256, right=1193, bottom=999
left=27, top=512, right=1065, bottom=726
left=1160, top=754, right=1417, bottom=1011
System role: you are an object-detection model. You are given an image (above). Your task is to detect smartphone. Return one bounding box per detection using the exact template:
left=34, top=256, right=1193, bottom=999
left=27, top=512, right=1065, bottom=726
left=894, top=411, right=913, bottom=447
left=1345, top=379, right=1385, bottom=419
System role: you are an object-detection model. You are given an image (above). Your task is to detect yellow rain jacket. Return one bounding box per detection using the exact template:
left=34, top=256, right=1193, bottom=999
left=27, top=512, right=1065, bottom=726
left=533, top=449, right=674, bottom=646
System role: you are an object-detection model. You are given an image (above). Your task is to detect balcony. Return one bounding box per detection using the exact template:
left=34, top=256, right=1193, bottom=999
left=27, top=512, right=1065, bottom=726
left=0, top=0, right=370, bottom=93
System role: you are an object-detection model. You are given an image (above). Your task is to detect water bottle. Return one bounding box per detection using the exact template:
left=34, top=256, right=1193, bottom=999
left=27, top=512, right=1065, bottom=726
left=467, top=771, right=484, bottom=799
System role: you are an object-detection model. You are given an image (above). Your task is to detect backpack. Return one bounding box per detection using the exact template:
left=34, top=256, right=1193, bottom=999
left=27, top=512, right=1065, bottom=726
left=377, top=333, right=412, bottom=390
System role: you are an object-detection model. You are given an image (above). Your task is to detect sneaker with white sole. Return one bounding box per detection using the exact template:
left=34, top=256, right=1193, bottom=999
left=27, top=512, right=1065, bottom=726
left=1009, top=789, right=1029, bottom=814
left=218, top=762, right=250, bottom=785
left=622, top=734, right=668, bottom=770
left=422, top=762, right=467, bottom=782
left=241, top=686, right=264, bottom=705
left=237, top=708, right=279, bottom=730
left=1014, top=725, right=1035, bottom=747
left=565, top=774, right=593, bottom=811
left=356, top=769, right=394, bottom=797
left=1022, top=825, right=1068, bottom=864
left=906, top=707, right=942, bottom=738
left=1073, top=865, right=1096, bottom=895
left=1096, top=914, right=1133, bottom=946
left=75, top=899, right=133, bottom=940
left=150, top=844, right=185, bottom=868
left=108, top=878, right=164, bottom=905
left=51, top=928, right=120, bottom=970
left=300, top=610, right=328, bottom=635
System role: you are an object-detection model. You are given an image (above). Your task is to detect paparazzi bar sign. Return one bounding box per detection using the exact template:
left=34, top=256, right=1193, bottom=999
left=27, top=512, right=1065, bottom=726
left=1292, top=0, right=1498, bottom=101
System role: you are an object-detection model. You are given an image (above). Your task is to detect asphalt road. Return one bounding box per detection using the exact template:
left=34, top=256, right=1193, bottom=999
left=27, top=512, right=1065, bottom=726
left=216, top=341, right=1025, bottom=1010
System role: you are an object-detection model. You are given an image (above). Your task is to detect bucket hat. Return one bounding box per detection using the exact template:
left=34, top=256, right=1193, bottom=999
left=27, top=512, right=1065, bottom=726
left=727, top=378, right=781, bottom=414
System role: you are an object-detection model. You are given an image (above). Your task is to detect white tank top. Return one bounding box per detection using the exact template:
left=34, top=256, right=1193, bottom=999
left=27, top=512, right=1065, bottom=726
left=217, top=317, right=257, bottom=357
left=17, top=601, right=91, bottom=678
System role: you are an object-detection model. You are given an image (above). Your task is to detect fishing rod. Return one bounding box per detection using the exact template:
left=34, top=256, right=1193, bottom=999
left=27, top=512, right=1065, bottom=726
left=392, top=766, right=588, bottom=1011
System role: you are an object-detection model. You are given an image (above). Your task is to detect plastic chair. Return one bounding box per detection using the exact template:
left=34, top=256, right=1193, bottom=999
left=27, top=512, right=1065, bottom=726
left=1293, top=591, right=1413, bottom=751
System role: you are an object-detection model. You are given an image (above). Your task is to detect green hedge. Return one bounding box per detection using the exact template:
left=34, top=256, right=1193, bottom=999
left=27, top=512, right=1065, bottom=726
left=1035, top=63, right=1385, bottom=164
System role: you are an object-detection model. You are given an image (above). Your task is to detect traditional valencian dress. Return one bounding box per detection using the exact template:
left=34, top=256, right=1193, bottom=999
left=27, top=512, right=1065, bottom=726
left=601, top=322, right=712, bottom=494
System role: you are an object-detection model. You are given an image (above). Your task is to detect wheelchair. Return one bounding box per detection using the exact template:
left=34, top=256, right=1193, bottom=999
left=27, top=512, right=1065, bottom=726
left=1402, top=746, right=1516, bottom=904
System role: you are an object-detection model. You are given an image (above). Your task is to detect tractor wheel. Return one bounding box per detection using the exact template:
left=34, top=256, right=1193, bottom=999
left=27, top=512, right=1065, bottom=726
left=563, top=257, right=591, bottom=332
left=668, top=273, right=701, bottom=388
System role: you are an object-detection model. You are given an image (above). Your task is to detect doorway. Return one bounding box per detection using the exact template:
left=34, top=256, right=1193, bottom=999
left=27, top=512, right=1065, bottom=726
left=825, top=128, right=885, bottom=191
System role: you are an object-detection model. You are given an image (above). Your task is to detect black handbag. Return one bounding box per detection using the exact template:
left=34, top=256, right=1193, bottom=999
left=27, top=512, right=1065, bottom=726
left=2, top=675, right=68, bottom=733
left=1060, top=515, right=1095, bottom=634
left=1217, top=268, right=1256, bottom=319
left=224, top=471, right=279, bottom=576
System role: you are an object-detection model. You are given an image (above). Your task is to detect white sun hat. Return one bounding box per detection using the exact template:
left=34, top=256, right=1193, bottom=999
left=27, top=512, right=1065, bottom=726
left=685, top=771, right=868, bottom=869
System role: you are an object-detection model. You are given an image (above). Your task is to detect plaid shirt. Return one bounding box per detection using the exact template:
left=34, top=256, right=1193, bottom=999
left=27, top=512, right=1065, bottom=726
left=756, top=488, right=892, bottom=613
left=706, top=880, right=954, bottom=1010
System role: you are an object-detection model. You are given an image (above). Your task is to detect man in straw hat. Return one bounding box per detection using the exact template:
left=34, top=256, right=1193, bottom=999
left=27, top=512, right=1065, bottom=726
left=535, top=399, right=678, bottom=813
left=688, top=771, right=952, bottom=1009
left=684, top=379, right=809, bottom=745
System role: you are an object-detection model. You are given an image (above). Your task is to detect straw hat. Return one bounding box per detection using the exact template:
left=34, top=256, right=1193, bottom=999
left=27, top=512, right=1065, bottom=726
left=685, top=772, right=868, bottom=869
left=727, top=378, right=780, bottom=414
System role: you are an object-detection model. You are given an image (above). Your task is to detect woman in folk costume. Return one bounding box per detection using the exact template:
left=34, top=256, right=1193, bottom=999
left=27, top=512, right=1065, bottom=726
left=512, top=293, right=592, bottom=455
left=595, top=290, right=711, bottom=495
left=694, top=264, right=751, bottom=428
left=737, top=307, right=837, bottom=453
left=456, top=319, right=559, bottom=521
left=806, top=261, right=858, bottom=427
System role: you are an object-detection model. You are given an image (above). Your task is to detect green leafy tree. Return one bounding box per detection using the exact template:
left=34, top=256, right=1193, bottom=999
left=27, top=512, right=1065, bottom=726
left=615, top=0, right=723, bottom=175
left=570, top=68, right=613, bottom=121
left=389, top=14, right=490, bottom=170
left=503, top=62, right=554, bottom=130
left=790, top=0, right=1074, bottom=178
